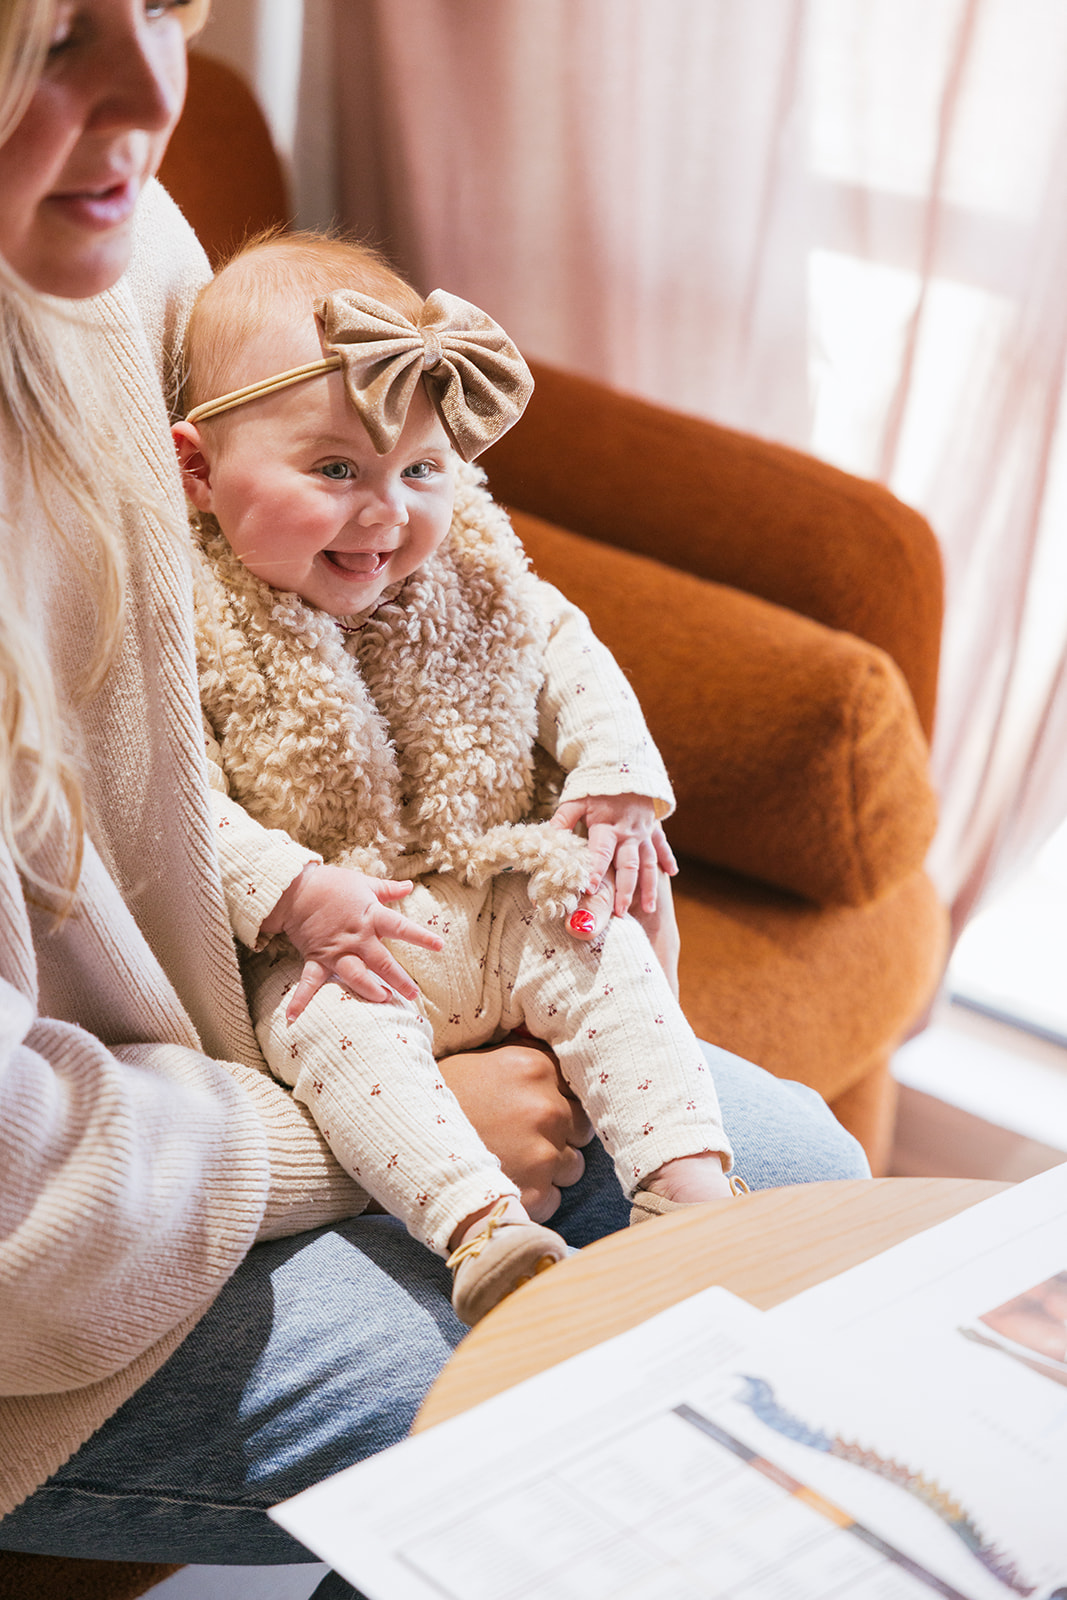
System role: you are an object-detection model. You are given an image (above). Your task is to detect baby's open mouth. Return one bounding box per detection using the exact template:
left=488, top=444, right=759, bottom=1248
left=323, top=551, right=388, bottom=576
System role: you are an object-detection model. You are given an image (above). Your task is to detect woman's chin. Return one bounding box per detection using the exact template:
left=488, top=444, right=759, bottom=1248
left=17, top=209, right=137, bottom=300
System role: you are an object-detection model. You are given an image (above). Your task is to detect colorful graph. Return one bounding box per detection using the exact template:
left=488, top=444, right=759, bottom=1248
left=719, top=1375, right=1034, bottom=1596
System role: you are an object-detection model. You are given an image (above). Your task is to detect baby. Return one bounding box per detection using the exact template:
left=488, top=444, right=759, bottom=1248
left=176, top=233, right=739, bottom=1325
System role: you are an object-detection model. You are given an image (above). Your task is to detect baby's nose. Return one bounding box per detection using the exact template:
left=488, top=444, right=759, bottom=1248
left=358, top=480, right=407, bottom=525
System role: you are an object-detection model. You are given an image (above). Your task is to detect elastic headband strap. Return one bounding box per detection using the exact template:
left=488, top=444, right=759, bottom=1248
left=185, top=357, right=342, bottom=424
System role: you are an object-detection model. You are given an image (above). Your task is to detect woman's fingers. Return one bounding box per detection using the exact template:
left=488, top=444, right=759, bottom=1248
left=568, top=873, right=615, bottom=941
left=523, top=1142, right=586, bottom=1220
left=438, top=1041, right=592, bottom=1219
left=555, top=1142, right=586, bottom=1188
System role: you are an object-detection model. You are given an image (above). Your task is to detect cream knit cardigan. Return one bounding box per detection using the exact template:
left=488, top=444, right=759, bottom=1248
left=0, top=185, right=364, bottom=1519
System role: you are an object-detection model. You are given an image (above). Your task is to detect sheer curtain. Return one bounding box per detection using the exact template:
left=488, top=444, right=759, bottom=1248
left=195, top=0, right=1067, bottom=939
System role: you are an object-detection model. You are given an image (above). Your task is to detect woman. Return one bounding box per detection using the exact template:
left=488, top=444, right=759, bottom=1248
left=0, top=3, right=867, bottom=1594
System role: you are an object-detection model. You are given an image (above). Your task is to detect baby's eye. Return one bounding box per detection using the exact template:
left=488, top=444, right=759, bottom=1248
left=404, top=460, right=438, bottom=481
left=318, top=461, right=354, bottom=481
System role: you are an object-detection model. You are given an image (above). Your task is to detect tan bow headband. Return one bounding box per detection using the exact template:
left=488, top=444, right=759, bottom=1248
left=185, top=288, right=534, bottom=462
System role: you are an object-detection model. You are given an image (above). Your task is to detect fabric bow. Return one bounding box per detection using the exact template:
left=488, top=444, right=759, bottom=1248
left=317, top=289, right=534, bottom=461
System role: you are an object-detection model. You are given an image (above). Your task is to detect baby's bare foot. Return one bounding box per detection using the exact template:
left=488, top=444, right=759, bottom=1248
left=642, top=1151, right=735, bottom=1204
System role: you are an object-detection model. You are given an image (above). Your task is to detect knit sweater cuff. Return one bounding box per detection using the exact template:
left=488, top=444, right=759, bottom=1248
left=557, top=762, right=675, bottom=819
left=209, top=789, right=321, bottom=949
left=225, top=1060, right=371, bottom=1240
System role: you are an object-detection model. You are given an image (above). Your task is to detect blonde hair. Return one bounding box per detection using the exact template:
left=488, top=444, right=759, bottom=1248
left=181, top=230, right=424, bottom=416
left=0, top=0, right=134, bottom=908
left=0, top=0, right=49, bottom=147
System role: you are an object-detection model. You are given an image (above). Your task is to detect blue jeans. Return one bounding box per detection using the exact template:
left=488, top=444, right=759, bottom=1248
left=0, top=1047, right=867, bottom=1597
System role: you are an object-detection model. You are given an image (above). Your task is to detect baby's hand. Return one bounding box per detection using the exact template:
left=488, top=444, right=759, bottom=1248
left=260, top=863, right=443, bottom=1021
left=551, top=793, right=677, bottom=918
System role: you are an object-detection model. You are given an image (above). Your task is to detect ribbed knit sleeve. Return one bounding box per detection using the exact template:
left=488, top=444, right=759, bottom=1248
left=0, top=1022, right=268, bottom=1398
left=221, top=1058, right=372, bottom=1240
left=535, top=582, right=675, bottom=817
left=204, top=726, right=320, bottom=948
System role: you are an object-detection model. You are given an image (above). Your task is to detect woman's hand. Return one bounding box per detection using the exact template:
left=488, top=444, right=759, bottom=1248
left=261, top=863, right=443, bottom=1020
left=630, top=871, right=682, bottom=998
left=438, top=1040, right=593, bottom=1221
left=551, top=792, right=677, bottom=916
left=562, top=868, right=682, bottom=997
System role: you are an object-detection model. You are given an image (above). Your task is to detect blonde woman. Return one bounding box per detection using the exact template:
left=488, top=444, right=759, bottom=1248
left=0, top=2, right=866, bottom=1589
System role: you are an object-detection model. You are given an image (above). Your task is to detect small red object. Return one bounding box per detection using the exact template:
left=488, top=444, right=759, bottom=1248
left=569, top=909, right=596, bottom=934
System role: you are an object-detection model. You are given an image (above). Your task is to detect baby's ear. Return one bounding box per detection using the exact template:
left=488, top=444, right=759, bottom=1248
left=172, top=420, right=214, bottom=511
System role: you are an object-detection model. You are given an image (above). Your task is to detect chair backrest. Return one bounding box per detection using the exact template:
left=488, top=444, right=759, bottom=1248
left=158, top=50, right=291, bottom=264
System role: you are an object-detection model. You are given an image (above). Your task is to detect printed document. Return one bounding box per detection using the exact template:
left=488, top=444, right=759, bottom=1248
left=270, top=1165, right=1067, bottom=1600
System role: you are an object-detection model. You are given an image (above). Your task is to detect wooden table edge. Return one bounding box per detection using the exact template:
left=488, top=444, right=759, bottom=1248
left=415, top=1177, right=1007, bottom=1432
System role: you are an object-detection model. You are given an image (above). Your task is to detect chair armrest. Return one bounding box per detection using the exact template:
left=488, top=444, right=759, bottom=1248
left=482, top=361, right=943, bottom=740
left=514, top=512, right=938, bottom=908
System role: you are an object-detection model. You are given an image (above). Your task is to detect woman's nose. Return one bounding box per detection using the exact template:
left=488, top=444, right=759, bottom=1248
left=90, top=15, right=186, bottom=136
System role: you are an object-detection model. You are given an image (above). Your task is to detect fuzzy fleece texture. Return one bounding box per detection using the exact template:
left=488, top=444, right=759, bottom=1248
left=194, top=462, right=595, bottom=919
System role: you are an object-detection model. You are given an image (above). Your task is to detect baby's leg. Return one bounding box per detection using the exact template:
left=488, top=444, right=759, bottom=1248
left=244, top=946, right=520, bottom=1256
left=567, top=870, right=681, bottom=998
left=488, top=876, right=734, bottom=1201
left=382, top=876, right=507, bottom=1056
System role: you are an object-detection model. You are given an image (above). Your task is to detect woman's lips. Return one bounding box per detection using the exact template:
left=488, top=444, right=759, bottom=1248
left=46, top=177, right=140, bottom=230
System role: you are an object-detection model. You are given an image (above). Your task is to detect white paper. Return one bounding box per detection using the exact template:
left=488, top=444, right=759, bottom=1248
left=270, top=1167, right=1067, bottom=1600
left=768, top=1165, right=1067, bottom=1345
left=270, top=1287, right=764, bottom=1600
left=722, top=1164, right=1067, bottom=1600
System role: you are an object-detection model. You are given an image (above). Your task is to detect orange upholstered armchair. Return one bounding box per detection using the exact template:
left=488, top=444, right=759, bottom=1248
left=480, top=374, right=946, bottom=1175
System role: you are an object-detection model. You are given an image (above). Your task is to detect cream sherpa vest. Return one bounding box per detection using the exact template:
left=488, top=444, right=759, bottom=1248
left=194, top=463, right=592, bottom=918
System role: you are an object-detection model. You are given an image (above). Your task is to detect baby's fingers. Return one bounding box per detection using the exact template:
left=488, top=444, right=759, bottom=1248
left=370, top=876, right=415, bottom=903
left=344, top=944, right=420, bottom=1003
left=285, top=959, right=332, bottom=1023
left=610, top=838, right=642, bottom=917
left=550, top=799, right=587, bottom=832
left=638, top=847, right=662, bottom=914
left=385, top=911, right=444, bottom=954
left=583, top=824, right=621, bottom=894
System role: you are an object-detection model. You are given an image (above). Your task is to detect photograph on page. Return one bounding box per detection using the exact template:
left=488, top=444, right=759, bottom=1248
left=958, top=1269, right=1067, bottom=1390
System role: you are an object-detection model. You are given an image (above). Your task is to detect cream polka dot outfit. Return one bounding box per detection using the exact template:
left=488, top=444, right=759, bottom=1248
left=198, top=460, right=732, bottom=1258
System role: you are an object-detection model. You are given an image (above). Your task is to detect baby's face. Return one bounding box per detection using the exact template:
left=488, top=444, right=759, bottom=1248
left=188, top=355, right=456, bottom=617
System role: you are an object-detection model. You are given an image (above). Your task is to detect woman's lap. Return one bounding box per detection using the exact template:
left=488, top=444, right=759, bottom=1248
left=0, top=1045, right=867, bottom=1580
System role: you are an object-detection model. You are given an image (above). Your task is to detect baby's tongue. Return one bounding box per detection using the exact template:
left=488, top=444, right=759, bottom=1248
left=328, top=550, right=381, bottom=574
